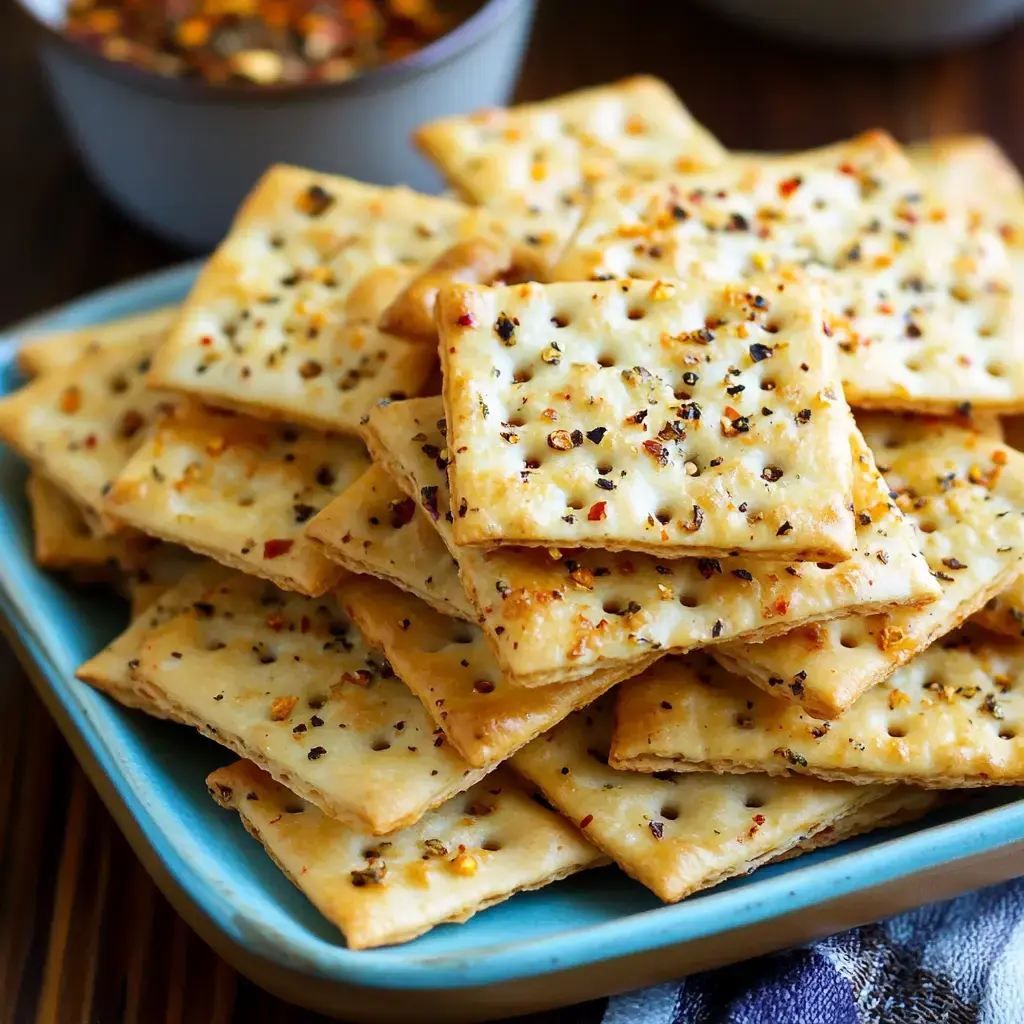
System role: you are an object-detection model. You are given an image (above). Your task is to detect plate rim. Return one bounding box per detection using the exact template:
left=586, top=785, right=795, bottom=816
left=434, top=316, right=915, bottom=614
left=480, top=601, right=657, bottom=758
left=3, top=261, right=1024, bottom=991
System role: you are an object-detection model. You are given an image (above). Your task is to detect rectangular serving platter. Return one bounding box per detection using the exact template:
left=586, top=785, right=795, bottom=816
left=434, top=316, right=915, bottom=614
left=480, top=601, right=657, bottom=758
left=3, top=263, right=1024, bottom=1023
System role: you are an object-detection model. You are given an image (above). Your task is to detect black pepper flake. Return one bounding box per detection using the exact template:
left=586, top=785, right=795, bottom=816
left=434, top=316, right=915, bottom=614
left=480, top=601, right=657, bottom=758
left=697, top=558, right=722, bottom=579
left=626, top=409, right=649, bottom=425
left=761, top=407, right=774, bottom=417
left=749, top=342, right=774, bottom=363
left=660, top=701, right=673, bottom=710
left=685, top=504, right=705, bottom=532
left=727, top=384, right=745, bottom=396
left=495, top=312, right=517, bottom=345
left=293, top=723, right=307, bottom=734
left=957, top=402, right=972, bottom=417
left=777, top=521, right=793, bottom=536
left=420, top=485, right=440, bottom=520
left=307, top=746, right=327, bottom=760
left=301, top=184, right=335, bottom=217
left=388, top=496, right=416, bottom=528
left=761, top=465, right=784, bottom=483
left=678, top=402, right=702, bottom=420
left=649, top=820, right=665, bottom=840
left=795, top=409, right=812, bottom=425
left=942, top=557, right=967, bottom=570
left=931, top=570, right=956, bottom=583
left=712, top=619, right=723, bottom=638
left=731, top=569, right=753, bottom=581
left=983, top=694, right=1005, bottom=720
left=597, top=478, right=616, bottom=491
left=315, top=465, right=336, bottom=488
left=310, top=715, right=324, bottom=727
left=775, top=747, right=808, bottom=768
left=682, top=371, right=699, bottom=386
left=193, top=602, right=215, bottom=618
left=709, top=457, right=723, bottom=467
left=293, top=503, right=316, bottom=524
left=587, top=427, right=608, bottom=444
left=858, top=511, right=872, bottom=526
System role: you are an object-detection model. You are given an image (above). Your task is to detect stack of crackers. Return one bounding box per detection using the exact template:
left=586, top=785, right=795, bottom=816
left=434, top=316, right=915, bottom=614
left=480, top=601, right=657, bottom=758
left=6, top=76, right=1024, bottom=950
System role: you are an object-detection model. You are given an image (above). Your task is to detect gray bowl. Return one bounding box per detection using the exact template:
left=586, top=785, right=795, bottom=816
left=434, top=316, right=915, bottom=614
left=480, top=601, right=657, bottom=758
left=696, top=0, right=1024, bottom=51
left=17, top=0, right=536, bottom=250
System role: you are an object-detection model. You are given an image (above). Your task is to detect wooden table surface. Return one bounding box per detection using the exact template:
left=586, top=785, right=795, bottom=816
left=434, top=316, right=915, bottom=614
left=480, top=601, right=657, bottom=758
left=3, top=3, right=1024, bottom=1021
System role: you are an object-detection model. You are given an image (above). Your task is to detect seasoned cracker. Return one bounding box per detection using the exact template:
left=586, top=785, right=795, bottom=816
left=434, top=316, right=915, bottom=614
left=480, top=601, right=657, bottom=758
left=0, top=334, right=176, bottom=531
left=556, top=131, right=1024, bottom=413
left=339, top=575, right=659, bottom=768
left=145, top=166, right=489, bottom=433
left=132, top=570, right=488, bottom=833
left=104, top=405, right=368, bottom=596
left=378, top=236, right=520, bottom=343
left=116, top=533, right=208, bottom=616
left=713, top=420, right=1024, bottom=717
left=775, top=787, right=941, bottom=861
left=416, top=76, right=726, bottom=273
left=438, top=278, right=858, bottom=560
left=613, top=635, right=1024, bottom=787
left=363, top=397, right=938, bottom=687
left=17, top=305, right=178, bottom=377
left=27, top=473, right=121, bottom=572
left=909, top=135, right=1023, bottom=225
left=208, top=762, right=604, bottom=949
left=307, top=464, right=473, bottom=621
left=512, top=698, right=890, bottom=903
left=76, top=562, right=231, bottom=718
left=974, top=577, right=1024, bottom=638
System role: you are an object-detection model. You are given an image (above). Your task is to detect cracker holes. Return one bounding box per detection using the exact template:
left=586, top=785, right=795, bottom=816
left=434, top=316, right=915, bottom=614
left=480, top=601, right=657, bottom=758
left=816, top=562, right=836, bottom=571
left=507, top=415, right=526, bottom=428
left=597, top=463, right=614, bottom=476
left=987, top=362, right=1007, bottom=378
left=566, top=496, right=586, bottom=510
left=660, top=805, right=679, bottom=820
left=513, top=366, right=534, bottom=384
left=978, top=324, right=995, bottom=339
left=482, top=839, right=503, bottom=852
left=370, top=740, right=391, bottom=752
left=450, top=631, right=474, bottom=645
left=999, top=729, right=1017, bottom=740
left=918, top=521, right=937, bottom=534
left=627, top=305, right=647, bottom=321
left=283, top=800, right=305, bottom=814
left=602, top=599, right=624, bottom=615
left=887, top=725, right=907, bottom=738
left=744, top=795, right=764, bottom=809
left=760, top=378, right=777, bottom=391
left=905, top=358, right=922, bottom=373
left=762, top=321, right=781, bottom=335
left=551, top=314, right=571, bottom=329
left=840, top=633, right=859, bottom=649
left=655, top=508, right=673, bottom=525
left=597, top=353, right=617, bottom=368
left=679, top=594, right=699, bottom=608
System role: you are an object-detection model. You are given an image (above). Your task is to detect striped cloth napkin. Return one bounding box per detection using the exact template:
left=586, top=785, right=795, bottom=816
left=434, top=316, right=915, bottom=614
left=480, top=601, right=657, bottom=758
left=603, top=879, right=1024, bottom=1024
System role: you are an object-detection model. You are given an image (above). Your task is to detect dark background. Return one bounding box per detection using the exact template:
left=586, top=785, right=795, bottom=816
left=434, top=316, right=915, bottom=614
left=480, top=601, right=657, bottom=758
left=3, top=2, right=1023, bottom=1020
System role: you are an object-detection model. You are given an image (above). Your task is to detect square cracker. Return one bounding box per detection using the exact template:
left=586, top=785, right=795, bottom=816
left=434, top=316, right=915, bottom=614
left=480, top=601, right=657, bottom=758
left=0, top=334, right=176, bottom=531
left=612, top=633, right=1024, bottom=788
left=415, top=76, right=726, bottom=274
left=104, top=404, right=369, bottom=596
left=27, top=473, right=121, bottom=572
left=115, top=533, right=209, bottom=616
left=208, top=762, right=604, bottom=949
left=338, top=574, right=660, bottom=768
left=131, top=569, right=489, bottom=833
left=17, top=305, right=179, bottom=378
left=712, top=419, right=1024, bottom=717
left=145, top=166, right=489, bottom=434
left=555, top=131, right=1024, bottom=414
left=908, top=135, right=1024, bottom=227
left=306, top=463, right=473, bottom=621
left=511, top=697, right=892, bottom=903
left=438, top=278, right=858, bottom=560
left=76, top=562, right=231, bottom=718
left=974, top=577, right=1024, bottom=638
left=363, top=396, right=938, bottom=687
left=774, top=787, right=941, bottom=862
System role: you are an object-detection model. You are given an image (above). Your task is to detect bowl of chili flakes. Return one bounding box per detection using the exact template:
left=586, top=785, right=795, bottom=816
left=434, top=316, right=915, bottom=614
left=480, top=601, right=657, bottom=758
left=15, top=0, right=536, bottom=249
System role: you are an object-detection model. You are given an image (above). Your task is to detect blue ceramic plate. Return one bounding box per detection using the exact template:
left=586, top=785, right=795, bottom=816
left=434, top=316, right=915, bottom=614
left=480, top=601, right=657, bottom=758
left=3, top=264, right=1024, bottom=1021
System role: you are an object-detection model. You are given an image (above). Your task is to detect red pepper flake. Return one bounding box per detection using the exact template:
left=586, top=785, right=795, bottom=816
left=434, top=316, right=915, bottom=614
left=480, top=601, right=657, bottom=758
left=588, top=501, right=608, bottom=521
left=778, top=176, right=803, bottom=198
left=642, top=439, right=669, bottom=465
left=457, top=313, right=476, bottom=328
left=263, top=538, right=294, bottom=559
left=579, top=814, right=594, bottom=829
left=300, top=615, right=311, bottom=633
left=59, top=386, right=82, bottom=414
left=266, top=612, right=285, bottom=631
